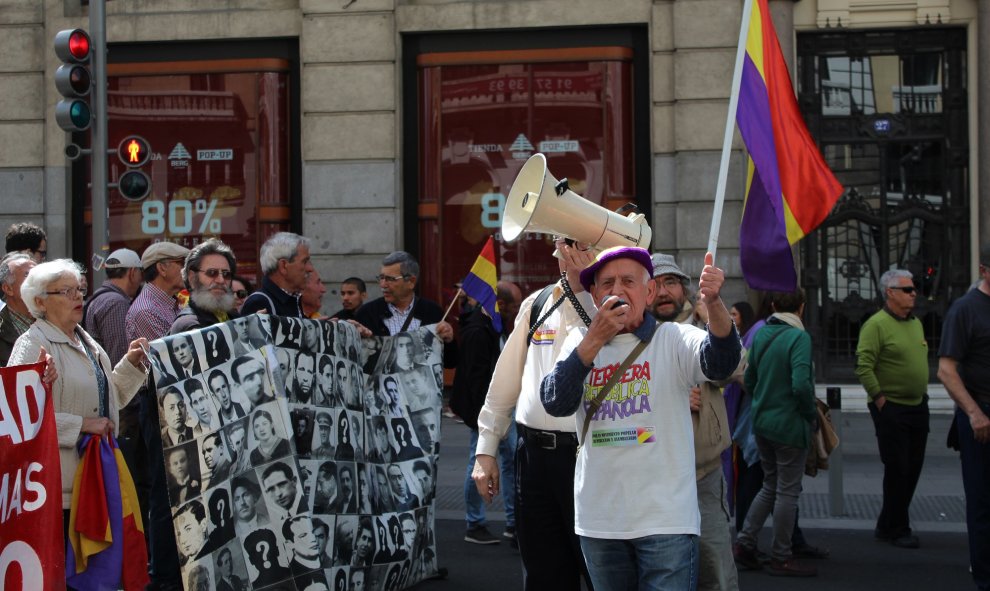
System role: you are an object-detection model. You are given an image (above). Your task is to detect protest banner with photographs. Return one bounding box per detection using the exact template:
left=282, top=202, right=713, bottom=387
left=0, top=362, right=65, bottom=590
left=149, top=314, right=441, bottom=591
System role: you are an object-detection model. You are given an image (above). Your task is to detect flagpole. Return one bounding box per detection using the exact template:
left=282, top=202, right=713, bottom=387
left=439, top=287, right=463, bottom=325
left=708, top=0, right=756, bottom=261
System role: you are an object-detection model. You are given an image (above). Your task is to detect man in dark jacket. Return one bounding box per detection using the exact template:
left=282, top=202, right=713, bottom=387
left=451, top=280, right=521, bottom=545
left=240, top=232, right=314, bottom=318
left=171, top=238, right=239, bottom=334
left=356, top=250, right=454, bottom=342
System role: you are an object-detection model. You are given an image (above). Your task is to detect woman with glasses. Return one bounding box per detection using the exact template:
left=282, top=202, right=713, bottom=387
left=170, top=238, right=239, bottom=334
left=7, top=259, right=149, bottom=552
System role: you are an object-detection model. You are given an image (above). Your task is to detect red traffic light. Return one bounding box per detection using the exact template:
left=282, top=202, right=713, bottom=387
left=54, top=29, right=91, bottom=63
left=117, top=135, right=151, bottom=167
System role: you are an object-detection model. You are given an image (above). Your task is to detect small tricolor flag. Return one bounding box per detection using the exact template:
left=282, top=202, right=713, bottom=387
left=460, top=236, right=502, bottom=333
left=736, top=0, right=843, bottom=291
left=66, top=434, right=150, bottom=591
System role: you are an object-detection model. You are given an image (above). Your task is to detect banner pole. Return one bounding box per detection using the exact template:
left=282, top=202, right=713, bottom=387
left=708, top=0, right=755, bottom=261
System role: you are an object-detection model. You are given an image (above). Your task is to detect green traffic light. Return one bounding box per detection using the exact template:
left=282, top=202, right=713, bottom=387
left=55, top=99, right=91, bottom=131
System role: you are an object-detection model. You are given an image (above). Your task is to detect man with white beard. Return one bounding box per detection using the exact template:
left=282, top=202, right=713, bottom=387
left=170, top=238, right=239, bottom=334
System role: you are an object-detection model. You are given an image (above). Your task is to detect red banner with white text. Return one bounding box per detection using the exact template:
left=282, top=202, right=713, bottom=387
left=0, top=362, right=65, bottom=591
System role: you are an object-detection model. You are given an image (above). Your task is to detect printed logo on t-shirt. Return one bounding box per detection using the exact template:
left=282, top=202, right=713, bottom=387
left=591, top=426, right=656, bottom=447
left=583, top=361, right=652, bottom=421
left=530, top=328, right=556, bottom=346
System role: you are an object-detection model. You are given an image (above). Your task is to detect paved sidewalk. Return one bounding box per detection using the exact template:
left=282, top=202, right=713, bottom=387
left=414, top=408, right=974, bottom=590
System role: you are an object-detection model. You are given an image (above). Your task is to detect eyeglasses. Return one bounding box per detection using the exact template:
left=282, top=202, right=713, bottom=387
left=197, top=268, right=232, bottom=280
left=234, top=289, right=249, bottom=299
left=32, top=249, right=47, bottom=260
left=656, top=277, right=681, bottom=290
left=889, top=286, right=917, bottom=294
left=376, top=274, right=409, bottom=283
left=45, top=286, right=87, bottom=298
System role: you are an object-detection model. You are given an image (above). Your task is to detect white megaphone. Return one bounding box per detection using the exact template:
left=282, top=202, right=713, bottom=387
left=502, top=153, right=652, bottom=249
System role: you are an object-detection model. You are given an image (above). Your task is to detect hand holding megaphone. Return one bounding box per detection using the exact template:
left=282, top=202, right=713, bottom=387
left=575, top=295, right=629, bottom=363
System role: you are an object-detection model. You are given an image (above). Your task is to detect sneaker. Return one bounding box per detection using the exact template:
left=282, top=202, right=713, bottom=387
left=504, top=526, right=518, bottom=548
left=767, top=558, right=818, bottom=577
left=792, top=543, right=830, bottom=559
left=891, top=534, right=920, bottom=549
left=733, top=542, right=763, bottom=571
left=465, top=525, right=500, bottom=545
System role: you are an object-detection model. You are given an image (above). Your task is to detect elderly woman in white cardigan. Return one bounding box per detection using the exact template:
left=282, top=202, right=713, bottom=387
left=8, top=259, right=149, bottom=520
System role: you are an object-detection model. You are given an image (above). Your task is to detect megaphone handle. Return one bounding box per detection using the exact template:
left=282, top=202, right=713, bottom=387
left=554, top=178, right=569, bottom=196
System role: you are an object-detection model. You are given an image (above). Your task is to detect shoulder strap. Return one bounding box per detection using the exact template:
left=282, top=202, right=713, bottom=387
left=526, top=284, right=560, bottom=345
left=399, top=299, right=416, bottom=333
left=579, top=322, right=661, bottom=446
left=750, top=325, right=791, bottom=367
left=249, top=291, right=278, bottom=316
left=82, top=285, right=117, bottom=328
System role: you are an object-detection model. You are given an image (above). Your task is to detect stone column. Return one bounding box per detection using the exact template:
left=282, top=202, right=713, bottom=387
left=979, top=0, right=990, bottom=248
left=768, top=0, right=796, bottom=72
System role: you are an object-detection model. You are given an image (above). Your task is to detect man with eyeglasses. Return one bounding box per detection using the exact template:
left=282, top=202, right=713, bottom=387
left=171, top=238, right=239, bottom=333
left=855, top=269, right=930, bottom=549
left=938, top=244, right=990, bottom=591
left=0, top=253, right=36, bottom=366
left=241, top=232, right=314, bottom=317
left=355, top=250, right=454, bottom=343
left=126, top=239, right=191, bottom=591
left=4, top=221, right=47, bottom=263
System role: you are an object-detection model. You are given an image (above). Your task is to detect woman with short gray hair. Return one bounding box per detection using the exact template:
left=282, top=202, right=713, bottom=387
left=8, top=258, right=149, bottom=550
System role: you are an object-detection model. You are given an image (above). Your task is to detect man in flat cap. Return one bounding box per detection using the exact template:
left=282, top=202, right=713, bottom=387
left=124, top=240, right=191, bottom=591
left=540, top=247, right=741, bottom=590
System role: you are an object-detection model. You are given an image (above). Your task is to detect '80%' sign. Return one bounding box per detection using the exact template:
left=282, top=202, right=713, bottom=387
left=141, top=198, right=221, bottom=235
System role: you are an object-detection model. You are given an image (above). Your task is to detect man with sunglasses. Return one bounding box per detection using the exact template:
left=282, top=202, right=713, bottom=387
left=171, top=238, right=239, bottom=333
left=855, top=269, right=929, bottom=549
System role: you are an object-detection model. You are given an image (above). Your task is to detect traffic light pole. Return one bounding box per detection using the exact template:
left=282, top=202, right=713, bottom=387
left=90, top=0, right=108, bottom=282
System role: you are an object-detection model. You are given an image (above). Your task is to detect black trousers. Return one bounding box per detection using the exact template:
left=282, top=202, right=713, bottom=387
left=514, top=424, right=592, bottom=591
left=139, top=386, right=181, bottom=584
left=869, top=397, right=930, bottom=537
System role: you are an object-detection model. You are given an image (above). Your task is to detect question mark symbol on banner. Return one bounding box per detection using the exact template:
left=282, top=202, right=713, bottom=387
left=207, top=331, right=218, bottom=357
left=256, top=540, right=271, bottom=569
left=216, top=497, right=227, bottom=528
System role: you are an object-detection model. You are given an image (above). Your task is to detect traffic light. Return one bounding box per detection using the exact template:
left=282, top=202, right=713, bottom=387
left=116, top=134, right=152, bottom=200
left=118, top=170, right=151, bottom=200
left=53, top=29, right=92, bottom=131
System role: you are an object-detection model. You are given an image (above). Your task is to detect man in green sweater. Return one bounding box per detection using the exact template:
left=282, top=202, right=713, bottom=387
left=855, top=268, right=929, bottom=549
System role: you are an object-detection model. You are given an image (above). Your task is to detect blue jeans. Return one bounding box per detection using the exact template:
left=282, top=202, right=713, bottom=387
left=957, top=404, right=990, bottom=591
left=466, top=422, right=517, bottom=528
left=580, top=533, right=699, bottom=591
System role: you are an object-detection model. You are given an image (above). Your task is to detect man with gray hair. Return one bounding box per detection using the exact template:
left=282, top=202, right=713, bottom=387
left=0, top=252, right=36, bottom=365
left=855, top=268, right=929, bottom=549
left=171, top=238, right=239, bottom=333
left=240, top=231, right=314, bottom=317
left=355, top=250, right=453, bottom=342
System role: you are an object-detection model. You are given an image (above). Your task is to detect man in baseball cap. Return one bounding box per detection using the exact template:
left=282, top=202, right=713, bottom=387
left=542, top=246, right=740, bottom=589
left=85, top=248, right=143, bottom=364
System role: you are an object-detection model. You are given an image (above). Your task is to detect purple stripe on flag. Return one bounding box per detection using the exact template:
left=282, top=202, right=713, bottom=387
left=736, top=55, right=783, bottom=204
left=740, top=165, right=797, bottom=291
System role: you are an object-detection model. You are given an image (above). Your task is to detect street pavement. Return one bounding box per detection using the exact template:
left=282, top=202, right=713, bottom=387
left=409, top=407, right=975, bottom=590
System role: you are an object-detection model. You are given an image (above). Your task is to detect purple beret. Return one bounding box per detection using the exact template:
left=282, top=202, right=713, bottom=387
left=578, top=246, right=654, bottom=292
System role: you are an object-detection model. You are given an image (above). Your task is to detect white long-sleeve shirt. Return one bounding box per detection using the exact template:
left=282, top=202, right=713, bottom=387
left=475, top=281, right=595, bottom=457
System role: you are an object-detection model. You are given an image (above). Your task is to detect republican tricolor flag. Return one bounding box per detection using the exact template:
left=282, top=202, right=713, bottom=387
left=460, top=236, right=502, bottom=333
left=736, top=0, right=843, bottom=291
left=66, top=434, right=149, bottom=591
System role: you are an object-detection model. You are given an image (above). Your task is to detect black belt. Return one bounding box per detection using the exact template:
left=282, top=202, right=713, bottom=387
left=518, top=423, right=578, bottom=450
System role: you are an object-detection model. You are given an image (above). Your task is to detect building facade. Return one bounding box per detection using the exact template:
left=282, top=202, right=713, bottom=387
left=0, top=0, right=985, bottom=385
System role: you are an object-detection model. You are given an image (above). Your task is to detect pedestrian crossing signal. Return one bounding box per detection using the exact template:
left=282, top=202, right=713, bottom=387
left=117, top=135, right=151, bottom=167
